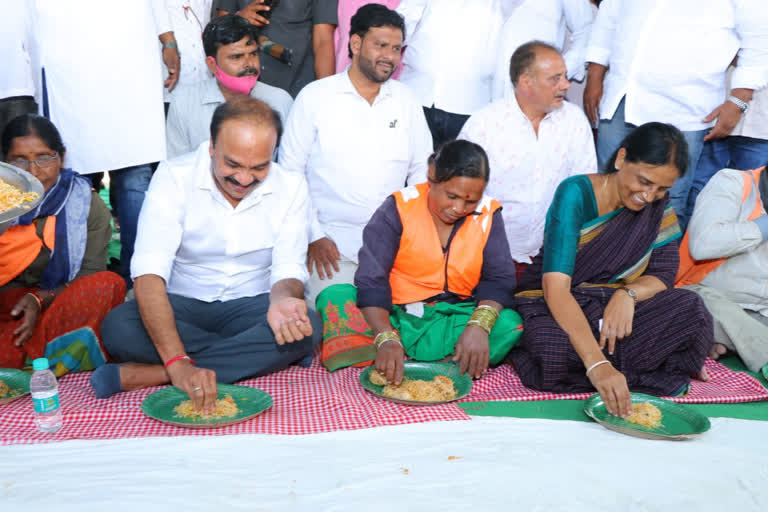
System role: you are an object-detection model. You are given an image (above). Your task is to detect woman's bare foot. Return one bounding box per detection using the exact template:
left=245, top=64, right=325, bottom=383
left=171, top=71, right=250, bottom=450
left=693, top=366, right=710, bottom=382
left=708, top=343, right=727, bottom=360
left=119, top=363, right=170, bottom=392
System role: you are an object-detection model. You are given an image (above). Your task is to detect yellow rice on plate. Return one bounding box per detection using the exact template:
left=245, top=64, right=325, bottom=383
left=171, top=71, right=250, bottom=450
left=0, top=178, right=39, bottom=214
left=0, top=380, right=9, bottom=398
left=173, top=393, right=239, bottom=420
left=370, top=370, right=457, bottom=402
left=626, top=402, right=663, bottom=428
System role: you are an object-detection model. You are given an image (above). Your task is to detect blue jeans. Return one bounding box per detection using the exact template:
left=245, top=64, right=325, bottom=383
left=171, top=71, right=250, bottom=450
left=101, top=293, right=322, bottom=382
left=596, top=97, right=707, bottom=230
left=109, top=164, right=153, bottom=286
left=687, top=136, right=768, bottom=214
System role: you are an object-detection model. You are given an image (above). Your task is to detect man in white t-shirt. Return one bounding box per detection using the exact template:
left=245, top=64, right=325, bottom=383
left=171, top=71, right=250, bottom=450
left=459, top=41, right=596, bottom=265
left=94, top=97, right=320, bottom=406
left=583, top=0, right=768, bottom=229
left=279, top=4, right=432, bottom=306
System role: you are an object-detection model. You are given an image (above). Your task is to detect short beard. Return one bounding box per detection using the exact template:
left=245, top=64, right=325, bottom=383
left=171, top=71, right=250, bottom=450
left=356, top=55, right=393, bottom=84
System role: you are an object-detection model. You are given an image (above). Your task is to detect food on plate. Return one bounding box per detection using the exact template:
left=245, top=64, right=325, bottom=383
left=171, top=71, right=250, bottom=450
left=0, top=379, right=9, bottom=398
left=173, top=394, right=239, bottom=420
left=369, top=369, right=388, bottom=386
left=0, top=178, right=39, bottom=214
left=626, top=402, right=662, bottom=428
left=379, top=375, right=457, bottom=402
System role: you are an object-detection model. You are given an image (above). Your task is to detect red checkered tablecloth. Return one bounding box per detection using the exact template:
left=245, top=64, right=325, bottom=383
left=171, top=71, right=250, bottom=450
left=462, top=358, right=768, bottom=404
left=1, top=358, right=765, bottom=445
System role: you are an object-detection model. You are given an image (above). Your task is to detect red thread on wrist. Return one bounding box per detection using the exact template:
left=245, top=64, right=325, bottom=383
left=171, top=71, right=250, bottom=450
left=28, top=291, right=44, bottom=311
left=164, top=355, right=194, bottom=369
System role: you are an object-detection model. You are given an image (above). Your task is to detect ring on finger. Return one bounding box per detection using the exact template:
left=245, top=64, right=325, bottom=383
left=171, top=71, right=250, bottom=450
left=192, top=386, right=202, bottom=392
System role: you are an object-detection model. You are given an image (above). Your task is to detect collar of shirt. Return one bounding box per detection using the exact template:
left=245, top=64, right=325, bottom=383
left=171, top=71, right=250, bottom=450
left=195, top=141, right=276, bottom=212
left=507, top=92, right=562, bottom=130
left=338, top=70, right=394, bottom=105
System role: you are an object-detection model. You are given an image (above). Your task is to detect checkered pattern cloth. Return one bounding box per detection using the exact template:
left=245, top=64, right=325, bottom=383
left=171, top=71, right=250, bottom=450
left=0, top=359, right=469, bottom=446
left=1, top=359, right=764, bottom=446
left=461, top=359, right=768, bottom=404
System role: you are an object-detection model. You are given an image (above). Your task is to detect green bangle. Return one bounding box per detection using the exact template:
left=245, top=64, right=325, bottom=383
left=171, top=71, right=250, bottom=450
left=162, top=41, right=178, bottom=50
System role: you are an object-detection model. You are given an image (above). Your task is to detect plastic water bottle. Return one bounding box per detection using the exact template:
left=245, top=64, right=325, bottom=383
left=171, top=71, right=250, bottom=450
left=30, top=357, right=63, bottom=433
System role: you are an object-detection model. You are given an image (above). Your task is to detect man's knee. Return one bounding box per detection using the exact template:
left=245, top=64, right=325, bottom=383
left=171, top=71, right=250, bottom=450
left=100, top=301, right=152, bottom=362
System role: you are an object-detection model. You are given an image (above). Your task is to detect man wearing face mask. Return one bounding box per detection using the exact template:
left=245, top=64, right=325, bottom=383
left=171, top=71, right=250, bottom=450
left=278, top=4, right=432, bottom=308
left=94, top=96, right=320, bottom=405
left=166, top=14, right=293, bottom=158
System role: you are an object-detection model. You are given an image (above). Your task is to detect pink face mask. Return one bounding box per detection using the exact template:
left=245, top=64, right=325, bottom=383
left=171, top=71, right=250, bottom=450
left=210, top=59, right=260, bottom=95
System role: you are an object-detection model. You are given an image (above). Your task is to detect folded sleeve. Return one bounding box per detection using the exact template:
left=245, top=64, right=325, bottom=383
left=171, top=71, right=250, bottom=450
left=585, top=0, right=620, bottom=66
left=130, top=163, right=185, bottom=282
left=355, top=196, right=403, bottom=310
left=732, top=0, right=768, bottom=90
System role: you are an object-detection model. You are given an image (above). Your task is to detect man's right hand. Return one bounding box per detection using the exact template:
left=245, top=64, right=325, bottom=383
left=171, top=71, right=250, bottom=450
left=166, top=360, right=218, bottom=414
left=308, top=237, right=341, bottom=280
left=583, top=78, right=603, bottom=126
left=237, top=0, right=271, bottom=26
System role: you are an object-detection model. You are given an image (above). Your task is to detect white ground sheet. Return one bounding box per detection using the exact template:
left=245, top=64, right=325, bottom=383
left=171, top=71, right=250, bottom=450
left=1, top=417, right=766, bottom=511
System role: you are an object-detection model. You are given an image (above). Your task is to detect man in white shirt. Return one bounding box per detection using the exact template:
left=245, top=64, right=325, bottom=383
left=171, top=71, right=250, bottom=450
left=583, top=0, right=768, bottom=229
left=688, top=82, right=768, bottom=213
left=396, top=0, right=505, bottom=148
left=166, top=14, right=293, bottom=158
left=491, top=0, right=595, bottom=102
left=93, top=97, right=320, bottom=406
left=459, top=41, right=596, bottom=265
left=279, top=4, right=432, bottom=306
left=26, top=0, right=181, bottom=286
left=161, top=0, right=213, bottom=105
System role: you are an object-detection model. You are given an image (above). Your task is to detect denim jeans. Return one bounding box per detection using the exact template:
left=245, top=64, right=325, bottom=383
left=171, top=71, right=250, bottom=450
left=687, top=136, right=768, bottom=213
left=423, top=105, right=471, bottom=150
left=596, top=97, right=707, bottom=230
left=109, top=163, right=153, bottom=286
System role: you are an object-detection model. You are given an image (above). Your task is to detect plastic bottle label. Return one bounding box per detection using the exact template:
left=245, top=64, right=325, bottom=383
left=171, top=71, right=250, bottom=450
left=32, top=390, right=60, bottom=413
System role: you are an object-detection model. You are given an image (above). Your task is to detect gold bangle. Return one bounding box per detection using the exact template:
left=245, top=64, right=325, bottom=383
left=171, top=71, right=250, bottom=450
left=466, top=319, right=491, bottom=335
left=373, top=330, right=402, bottom=350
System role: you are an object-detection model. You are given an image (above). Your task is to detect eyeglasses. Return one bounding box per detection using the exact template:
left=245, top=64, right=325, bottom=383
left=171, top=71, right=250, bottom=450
left=8, top=154, right=59, bottom=171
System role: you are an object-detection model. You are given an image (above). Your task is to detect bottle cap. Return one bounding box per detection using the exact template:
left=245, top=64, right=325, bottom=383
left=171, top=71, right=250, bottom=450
left=32, top=358, right=50, bottom=371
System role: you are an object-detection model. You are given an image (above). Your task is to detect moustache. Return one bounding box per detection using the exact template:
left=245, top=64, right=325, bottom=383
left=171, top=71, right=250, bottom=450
left=225, top=175, right=261, bottom=188
left=237, top=68, right=261, bottom=77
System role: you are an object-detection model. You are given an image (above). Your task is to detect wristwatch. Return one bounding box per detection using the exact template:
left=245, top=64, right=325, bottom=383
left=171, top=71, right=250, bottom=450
left=620, top=286, right=638, bottom=304
left=727, top=95, right=749, bottom=114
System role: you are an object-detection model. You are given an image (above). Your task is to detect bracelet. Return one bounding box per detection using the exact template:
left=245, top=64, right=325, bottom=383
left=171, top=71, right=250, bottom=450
left=585, top=359, right=610, bottom=376
left=162, top=41, right=178, bottom=50
left=466, top=305, right=499, bottom=335
left=164, top=354, right=194, bottom=369
left=727, top=95, right=749, bottom=114
left=26, top=291, right=43, bottom=311
left=373, top=330, right=402, bottom=350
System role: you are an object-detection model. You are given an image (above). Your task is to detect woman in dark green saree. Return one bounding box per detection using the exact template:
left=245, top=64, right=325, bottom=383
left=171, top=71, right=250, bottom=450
left=510, top=123, right=714, bottom=417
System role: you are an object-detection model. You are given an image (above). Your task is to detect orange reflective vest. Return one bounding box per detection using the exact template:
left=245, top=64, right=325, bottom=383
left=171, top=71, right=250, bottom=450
left=390, top=182, right=501, bottom=304
left=0, top=216, right=56, bottom=287
left=676, top=167, right=765, bottom=286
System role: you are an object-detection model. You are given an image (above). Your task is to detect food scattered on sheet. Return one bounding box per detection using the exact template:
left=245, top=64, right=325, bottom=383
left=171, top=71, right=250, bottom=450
left=173, top=394, right=239, bottom=420
left=626, top=402, right=662, bottom=428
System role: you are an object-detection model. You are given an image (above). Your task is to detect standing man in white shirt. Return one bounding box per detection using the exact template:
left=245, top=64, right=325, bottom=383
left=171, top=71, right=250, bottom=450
left=583, top=0, right=768, bottom=229
left=279, top=4, right=432, bottom=307
left=166, top=14, right=293, bottom=158
left=161, top=0, right=213, bottom=108
left=396, top=0, right=505, bottom=149
left=26, top=0, right=181, bottom=286
left=491, top=0, right=595, bottom=102
left=459, top=41, right=596, bottom=267
left=94, top=97, right=320, bottom=405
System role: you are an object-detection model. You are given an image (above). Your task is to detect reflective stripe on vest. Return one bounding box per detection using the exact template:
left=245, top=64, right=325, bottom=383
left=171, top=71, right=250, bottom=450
left=390, top=182, right=501, bottom=304
left=0, top=216, right=56, bottom=287
left=675, top=167, right=765, bottom=287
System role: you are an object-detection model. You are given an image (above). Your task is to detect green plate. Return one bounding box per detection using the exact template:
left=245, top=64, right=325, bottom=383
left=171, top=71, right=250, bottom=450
left=0, top=368, right=31, bottom=405
left=762, top=364, right=768, bottom=382
left=360, top=361, right=472, bottom=406
left=141, top=383, right=273, bottom=429
left=584, top=392, right=710, bottom=440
